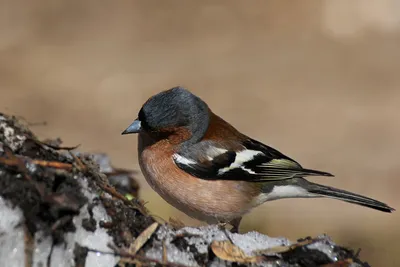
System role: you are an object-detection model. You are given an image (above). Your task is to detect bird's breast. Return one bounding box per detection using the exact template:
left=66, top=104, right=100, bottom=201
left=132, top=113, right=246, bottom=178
left=137, top=133, right=261, bottom=223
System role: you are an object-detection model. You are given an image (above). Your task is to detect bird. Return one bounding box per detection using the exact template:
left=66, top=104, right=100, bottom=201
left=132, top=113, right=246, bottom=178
left=121, top=86, right=395, bottom=232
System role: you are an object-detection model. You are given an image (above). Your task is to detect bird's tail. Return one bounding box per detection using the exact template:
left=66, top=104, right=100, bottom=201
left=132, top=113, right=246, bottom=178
left=307, top=182, right=395, bottom=213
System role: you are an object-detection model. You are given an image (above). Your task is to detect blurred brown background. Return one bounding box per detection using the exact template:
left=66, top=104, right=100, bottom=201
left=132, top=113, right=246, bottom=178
left=1, top=1, right=399, bottom=266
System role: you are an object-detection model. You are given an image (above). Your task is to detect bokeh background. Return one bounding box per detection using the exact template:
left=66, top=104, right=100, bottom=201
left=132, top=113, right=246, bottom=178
left=1, top=1, right=399, bottom=265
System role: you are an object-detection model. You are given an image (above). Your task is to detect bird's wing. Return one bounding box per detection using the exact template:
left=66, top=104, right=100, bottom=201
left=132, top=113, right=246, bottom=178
left=174, top=138, right=333, bottom=182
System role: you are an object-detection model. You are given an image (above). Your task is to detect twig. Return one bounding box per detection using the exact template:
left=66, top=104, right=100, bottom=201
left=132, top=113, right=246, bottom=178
left=47, top=241, right=54, bottom=267
left=0, top=143, right=82, bottom=173
left=27, top=137, right=80, bottom=151
left=354, top=248, right=361, bottom=258
left=33, top=159, right=75, bottom=170
left=162, top=240, right=168, bottom=264
left=0, top=156, right=75, bottom=172
left=0, top=146, right=32, bottom=180
left=105, top=244, right=191, bottom=267
left=12, top=115, right=47, bottom=127
left=24, top=225, right=34, bottom=267
left=69, top=152, right=86, bottom=172
left=27, top=121, right=47, bottom=127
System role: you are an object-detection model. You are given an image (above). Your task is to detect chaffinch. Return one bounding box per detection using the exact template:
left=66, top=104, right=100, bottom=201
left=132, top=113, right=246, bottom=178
left=122, top=86, right=394, bottom=232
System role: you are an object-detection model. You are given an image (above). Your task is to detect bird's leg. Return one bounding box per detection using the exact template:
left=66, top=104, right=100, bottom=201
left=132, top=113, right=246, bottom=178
left=216, top=221, right=234, bottom=243
left=230, top=217, right=242, bottom=233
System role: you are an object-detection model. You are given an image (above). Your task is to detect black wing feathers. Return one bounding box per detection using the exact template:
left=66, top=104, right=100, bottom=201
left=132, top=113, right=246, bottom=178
left=176, top=150, right=237, bottom=179
left=174, top=138, right=334, bottom=182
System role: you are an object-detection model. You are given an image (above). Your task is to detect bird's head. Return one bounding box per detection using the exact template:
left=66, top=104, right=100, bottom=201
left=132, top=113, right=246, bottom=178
left=122, top=86, right=210, bottom=143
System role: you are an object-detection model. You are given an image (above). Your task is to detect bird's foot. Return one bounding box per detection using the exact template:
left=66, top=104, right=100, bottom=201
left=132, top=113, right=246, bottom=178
left=216, top=218, right=241, bottom=233
left=216, top=222, right=228, bottom=230
left=230, top=225, right=239, bottom=234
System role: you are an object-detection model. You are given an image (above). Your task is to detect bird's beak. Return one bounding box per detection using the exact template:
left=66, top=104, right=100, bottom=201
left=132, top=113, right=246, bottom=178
left=121, top=119, right=142, bottom=135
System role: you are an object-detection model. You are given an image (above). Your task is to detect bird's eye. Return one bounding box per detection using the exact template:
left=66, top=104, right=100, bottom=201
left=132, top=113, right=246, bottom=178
left=138, top=108, right=150, bottom=130
left=138, top=108, right=145, bottom=122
